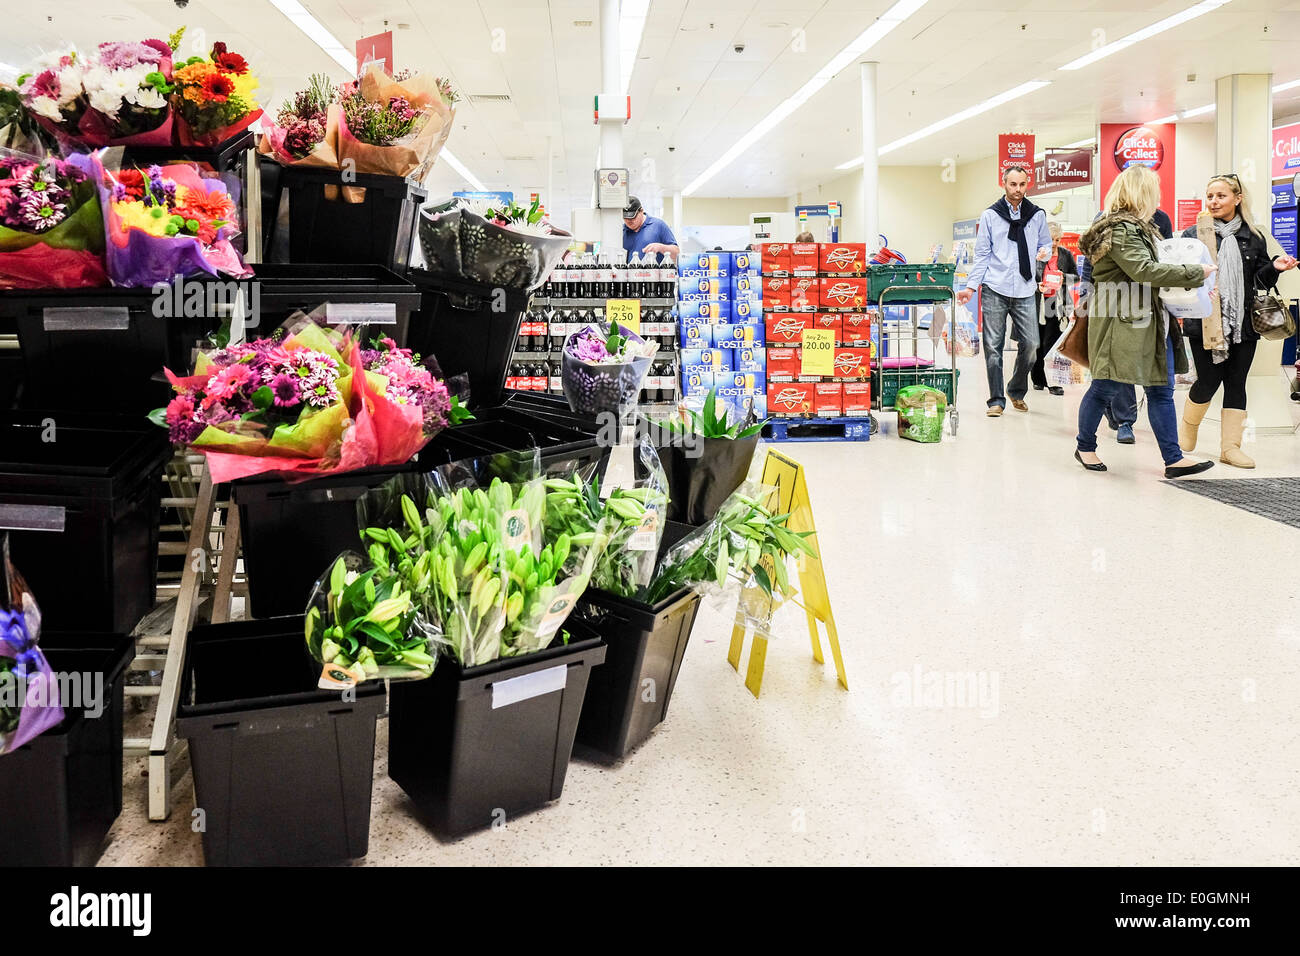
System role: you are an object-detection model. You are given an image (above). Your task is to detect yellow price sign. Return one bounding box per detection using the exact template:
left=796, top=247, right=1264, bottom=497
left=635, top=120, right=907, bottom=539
left=800, top=328, right=835, bottom=376
left=605, top=298, right=641, bottom=334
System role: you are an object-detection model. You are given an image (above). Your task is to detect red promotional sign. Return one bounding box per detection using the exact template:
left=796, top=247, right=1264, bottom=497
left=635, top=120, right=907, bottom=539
left=356, top=31, right=394, bottom=78
left=998, top=134, right=1036, bottom=186
left=1176, top=199, right=1204, bottom=232
left=1274, top=121, right=1300, bottom=180
left=1100, top=123, right=1176, bottom=221
left=1030, top=148, right=1093, bottom=195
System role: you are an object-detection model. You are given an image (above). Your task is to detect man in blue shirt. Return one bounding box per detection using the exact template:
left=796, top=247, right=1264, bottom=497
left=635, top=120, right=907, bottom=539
left=622, top=196, right=679, bottom=258
left=956, top=166, right=1052, bottom=416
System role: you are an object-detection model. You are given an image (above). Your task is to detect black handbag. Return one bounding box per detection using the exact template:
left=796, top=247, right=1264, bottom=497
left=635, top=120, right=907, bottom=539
left=1251, top=283, right=1295, bottom=340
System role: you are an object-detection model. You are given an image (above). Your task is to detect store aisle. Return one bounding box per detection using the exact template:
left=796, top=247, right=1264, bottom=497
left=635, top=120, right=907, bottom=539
left=98, top=358, right=1300, bottom=866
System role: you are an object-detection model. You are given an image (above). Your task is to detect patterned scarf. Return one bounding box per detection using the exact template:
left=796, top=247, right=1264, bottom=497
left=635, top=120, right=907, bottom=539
left=1212, top=215, right=1245, bottom=364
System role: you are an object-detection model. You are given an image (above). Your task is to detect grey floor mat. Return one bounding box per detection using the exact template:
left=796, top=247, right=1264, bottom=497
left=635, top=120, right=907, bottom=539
left=1165, top=477, right=1300, bottom=529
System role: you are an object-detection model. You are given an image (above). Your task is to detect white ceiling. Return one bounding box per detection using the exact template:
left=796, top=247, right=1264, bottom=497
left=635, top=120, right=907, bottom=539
left=4, top=0, right=1300, bottom=226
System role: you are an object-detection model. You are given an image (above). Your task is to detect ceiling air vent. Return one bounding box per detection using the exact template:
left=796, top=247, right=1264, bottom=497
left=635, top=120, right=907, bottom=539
left=573, top=19, right=594, bottom=27
left=468, top=93, right=512, bottom=105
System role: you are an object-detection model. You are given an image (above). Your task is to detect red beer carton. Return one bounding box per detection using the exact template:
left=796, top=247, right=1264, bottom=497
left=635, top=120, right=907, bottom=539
left=814, top=383, right=843, bottom=418
left=767, top=382, right=815, bottom=417
left=790, top=275, right=819, bottom=311
left=758, top=242, right=791, bottom=275
left=818, top=243, right=867, bottom=275
left=790, top=243, right=819, bottom=274
left=843, top=382, right=872, bottom=416
left=813, top=313, right=842, bottom=341
left=832, top=348, right=873, bottom=381
left=841, top=311, right=873, bottom=344
left=764, top=276, right=793, bottom=311
left=766, top=312, right=814, bottom=345
left=818, top=276, right=868, bottom=310
left=766, top=347, right=801, bottom=381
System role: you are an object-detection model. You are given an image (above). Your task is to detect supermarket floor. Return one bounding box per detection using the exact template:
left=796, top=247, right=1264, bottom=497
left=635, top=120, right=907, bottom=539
left=101, top=353, right=1300, bottom=866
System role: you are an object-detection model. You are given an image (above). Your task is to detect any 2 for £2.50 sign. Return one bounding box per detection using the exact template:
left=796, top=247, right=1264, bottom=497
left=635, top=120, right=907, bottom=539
left=605, top=299, right=640, bottom=334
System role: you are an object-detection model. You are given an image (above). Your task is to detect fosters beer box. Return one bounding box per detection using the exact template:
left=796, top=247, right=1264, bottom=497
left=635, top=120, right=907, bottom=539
left=679, top=319, right=714, bottom=347
left=713, top=322, right=765, bottom=350
left=677, top=299, right=730, bottom=321
left=677, top=251, right=761, bottom=278
left=716, top=371, right=766, bottom=421
left=681, top=347, right=732, bottom=376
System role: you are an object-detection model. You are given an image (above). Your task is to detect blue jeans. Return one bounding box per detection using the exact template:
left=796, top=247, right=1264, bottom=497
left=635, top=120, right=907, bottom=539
left=1107, top=385, right=1137, bottom=427
left=1077, top=338, right=1182, bottom=465
left=980, top=286, right=1038, bottom=408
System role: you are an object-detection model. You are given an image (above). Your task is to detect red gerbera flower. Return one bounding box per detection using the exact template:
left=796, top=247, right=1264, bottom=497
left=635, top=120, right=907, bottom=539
left=215, top=52, right=248, bottom=75
left=201, top=73, right=236, bottom=102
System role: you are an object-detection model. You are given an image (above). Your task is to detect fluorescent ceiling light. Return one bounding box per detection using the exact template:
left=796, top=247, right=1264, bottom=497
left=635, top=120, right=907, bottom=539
left=620, top=0, right=649, bottom=96
left=878, top=80, right=1050, bottom=156
left=835, top=157, right=864, bottom=171
left=1148, top=113, right=1180, bottom=125
left=1058, top=0, right=1233, bottom=71
left=1064, top=137, right=1096, bottom=148
left=1182, top=103, right=1216, bottom=117
left=0, top=62, right=18, bottom=77
left=682, top=0, right=930, bottom=196
left=266, top=0, right=484, bottom=190
left=1274, top=78, right=1300, bottom=94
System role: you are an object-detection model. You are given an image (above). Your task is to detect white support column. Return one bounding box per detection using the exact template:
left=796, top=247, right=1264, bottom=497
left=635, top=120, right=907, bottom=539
left=673, top=190, right=683, bottom=234
left=546, top=134, right=554, bottom=219
left=861, top=62, right=879, bottom=253
left=599, top=0, right=624, bottom=253
left=1205, top=73, right=1292, bottom=433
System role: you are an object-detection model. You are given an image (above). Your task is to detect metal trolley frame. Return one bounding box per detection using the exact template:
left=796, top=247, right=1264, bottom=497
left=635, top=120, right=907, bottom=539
left=870, top=284, right=960, bottom=437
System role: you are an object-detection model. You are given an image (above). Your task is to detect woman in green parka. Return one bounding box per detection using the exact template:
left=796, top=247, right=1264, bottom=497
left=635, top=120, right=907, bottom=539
left=1074, top=165, right=1218, bottom=478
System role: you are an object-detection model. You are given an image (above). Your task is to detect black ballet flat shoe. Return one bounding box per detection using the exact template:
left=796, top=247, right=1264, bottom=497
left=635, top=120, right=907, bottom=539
left=1164, top=460, right=1215, bottom=479
left=1075, top=450, right=1107, bottom=472
left=1048, top=386, right=1064, bottom=396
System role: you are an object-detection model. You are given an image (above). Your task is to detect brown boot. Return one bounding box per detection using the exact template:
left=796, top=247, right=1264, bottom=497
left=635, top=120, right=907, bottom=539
left=1179, top=399, right=1210, bottom=452
left=1220, top=408, right=1255, bottom=468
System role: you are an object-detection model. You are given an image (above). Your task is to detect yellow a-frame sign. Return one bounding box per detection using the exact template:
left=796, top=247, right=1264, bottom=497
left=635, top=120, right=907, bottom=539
left=726, top=448, right=848, bottom=697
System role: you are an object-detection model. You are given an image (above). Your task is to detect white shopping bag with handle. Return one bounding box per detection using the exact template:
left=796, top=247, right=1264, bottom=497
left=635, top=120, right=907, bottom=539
left=1156, top=237, right=1215, bottom=319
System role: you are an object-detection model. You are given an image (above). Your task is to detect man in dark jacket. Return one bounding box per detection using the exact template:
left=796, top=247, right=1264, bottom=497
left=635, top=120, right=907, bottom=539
left=1031, top=221, right=1078, bottom=395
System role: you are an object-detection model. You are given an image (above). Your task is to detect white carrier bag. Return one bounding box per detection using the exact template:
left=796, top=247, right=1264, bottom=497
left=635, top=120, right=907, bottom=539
left=1156, top=237, right=1215, bottom=319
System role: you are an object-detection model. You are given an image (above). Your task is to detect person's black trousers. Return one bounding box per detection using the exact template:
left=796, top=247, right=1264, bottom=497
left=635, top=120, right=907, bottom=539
left=1031, top=293, right=1065, bottom=389
left=1187, top=333, right=1257, bottom=409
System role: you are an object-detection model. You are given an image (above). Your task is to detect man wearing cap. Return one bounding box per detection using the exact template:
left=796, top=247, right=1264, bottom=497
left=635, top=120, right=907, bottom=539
left=622, top=196, right=679, bottom=258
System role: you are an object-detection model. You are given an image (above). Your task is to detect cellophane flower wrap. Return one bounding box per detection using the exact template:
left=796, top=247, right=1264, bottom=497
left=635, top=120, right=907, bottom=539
left=169, top=39, right=262, bottom=147
left=0, top=84, right=59, bottom=155
left=356, top=453, right=612, bottom=668
left=160, top=315, right=453, bottom=483
left=19, top=40, right=176, bottom=150
left=335, top=66, right=456, bottom=181
left=79, top=149, right=251, bottom=286
left=561, top=322, right=657, bottom=416
left=256, top=73, right=341, bottom=169
left=0, top=149, right=108, bottom=289
left=0, top=536, right=64, bottom=757
left=303, top=550, right=441, bottom=688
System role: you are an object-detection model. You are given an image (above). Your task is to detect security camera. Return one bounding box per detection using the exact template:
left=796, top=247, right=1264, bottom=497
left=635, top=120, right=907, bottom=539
left=734, top=42, right=745, bottom=54
left=174, top=0, right=189, bottom=8
left=667, top=146, right=675, bottom=152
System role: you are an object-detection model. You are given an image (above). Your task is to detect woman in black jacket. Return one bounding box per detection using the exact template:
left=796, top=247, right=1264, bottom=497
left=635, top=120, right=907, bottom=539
left=1178, top=174, right=1298, bottom=467
left=1030, top=221, right=1078, bottom=395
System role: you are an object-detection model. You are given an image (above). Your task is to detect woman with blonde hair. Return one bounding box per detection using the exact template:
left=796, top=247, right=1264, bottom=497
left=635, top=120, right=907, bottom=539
left=1177, top=174, right=1298, bottom=467
left=1073, top=165, right=1217, bottom=477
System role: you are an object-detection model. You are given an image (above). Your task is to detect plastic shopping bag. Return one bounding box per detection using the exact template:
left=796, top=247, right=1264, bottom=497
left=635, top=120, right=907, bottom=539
left=1157, top=237, right=1215, bottom=319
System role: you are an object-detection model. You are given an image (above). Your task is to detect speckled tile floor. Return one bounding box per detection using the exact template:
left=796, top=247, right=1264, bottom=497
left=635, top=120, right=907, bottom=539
left=97, top=356, right=1300, bottom=866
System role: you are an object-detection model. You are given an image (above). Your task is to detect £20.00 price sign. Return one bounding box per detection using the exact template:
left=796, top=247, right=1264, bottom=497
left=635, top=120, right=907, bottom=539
left=605, top=299, right=641, bottom=334
left=800, top=328, right=835, bottom=376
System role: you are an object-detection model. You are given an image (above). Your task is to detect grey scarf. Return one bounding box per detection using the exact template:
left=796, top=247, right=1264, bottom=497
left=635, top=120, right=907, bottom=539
left=1213, top=215, right=1245, bottom=364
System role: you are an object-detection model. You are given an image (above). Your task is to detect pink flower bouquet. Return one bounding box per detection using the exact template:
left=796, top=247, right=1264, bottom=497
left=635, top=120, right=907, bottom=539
left=0, top=151, right=108, bottom=289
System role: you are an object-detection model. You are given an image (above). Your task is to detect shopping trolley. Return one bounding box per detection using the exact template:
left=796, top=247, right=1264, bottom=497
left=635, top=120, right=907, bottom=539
left=870, top=284, right=960, bottom=437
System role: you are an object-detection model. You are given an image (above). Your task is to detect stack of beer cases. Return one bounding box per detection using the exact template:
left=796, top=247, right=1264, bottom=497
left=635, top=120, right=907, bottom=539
left=677, top=250, right=766, bottom=421
left=758, top=241, right=875, bottom=419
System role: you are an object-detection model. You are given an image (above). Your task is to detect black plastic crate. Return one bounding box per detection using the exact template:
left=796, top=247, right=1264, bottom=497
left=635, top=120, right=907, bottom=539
left=274, top=167, right=427, bottom=272
left=1, top=283, right=245, bottom=415
left=405, top=270, right=533, bottom=408
left=250, top=263, right=422, bottom=346
left=175, top=616, right=386, bottom=866
left=0, top=632, right=135, bottom=866
left=0, top=412, right=171, bottom=632
left=388, top=628, right=606, bottom=838
left=572, top=521, right=700, bottom=761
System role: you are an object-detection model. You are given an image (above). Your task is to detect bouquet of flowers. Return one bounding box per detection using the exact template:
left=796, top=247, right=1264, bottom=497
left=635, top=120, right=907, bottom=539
left=158, top=317, right=457, bottom=483
left=0, top=151, right=108, bottom=289
left=78, top=150, right=250, bottom=286
left=561, top=320, right=658, bottom=416
left=0, top=536, right=64, bottom=757
left=0, top=84, right=58, bottom=155
left=169, top=37, right=262, bottom=147
left=256, top=73, right=340, bottom=169
left=335, top=66, right=456, bottom=182
left=416, top=196, right=572, bottom=290
left=19, top=40, right=176, bottom=149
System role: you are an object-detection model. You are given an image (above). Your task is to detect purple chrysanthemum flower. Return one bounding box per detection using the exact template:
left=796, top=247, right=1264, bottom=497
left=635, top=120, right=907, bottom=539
left=269, top=372, right=301, bottom=407
left=20, top=195, right=67, bottom=231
